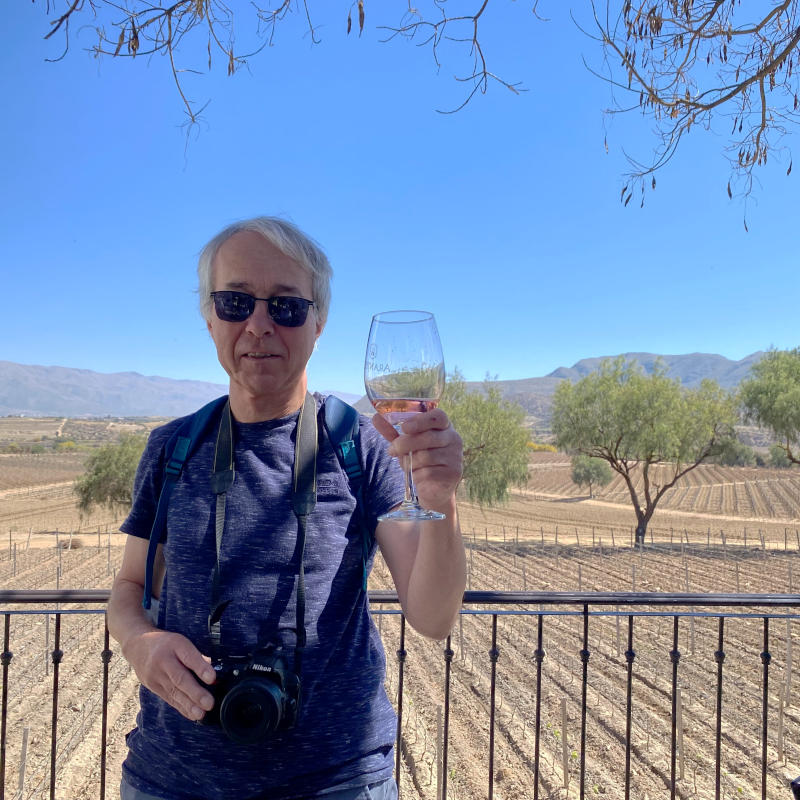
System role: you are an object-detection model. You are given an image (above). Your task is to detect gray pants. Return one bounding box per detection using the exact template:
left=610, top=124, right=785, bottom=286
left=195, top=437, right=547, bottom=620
left=120, top=776, right=398, bottom=800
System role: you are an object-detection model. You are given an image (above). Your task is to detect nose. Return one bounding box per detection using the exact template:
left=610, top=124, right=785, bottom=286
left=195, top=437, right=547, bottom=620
left=244, top=299, right=276, bottom=337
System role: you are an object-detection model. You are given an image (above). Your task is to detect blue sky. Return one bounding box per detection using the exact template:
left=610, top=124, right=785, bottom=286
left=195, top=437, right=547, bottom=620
left=2, top=2, right=797, bottom=397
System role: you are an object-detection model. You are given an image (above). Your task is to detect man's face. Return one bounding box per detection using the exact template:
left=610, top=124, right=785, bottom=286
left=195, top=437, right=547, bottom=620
left=207, top=230, right=323, bottom=416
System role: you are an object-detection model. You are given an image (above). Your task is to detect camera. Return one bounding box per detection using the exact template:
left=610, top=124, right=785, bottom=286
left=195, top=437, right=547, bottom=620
left=200, top=644, right=301, bottom=743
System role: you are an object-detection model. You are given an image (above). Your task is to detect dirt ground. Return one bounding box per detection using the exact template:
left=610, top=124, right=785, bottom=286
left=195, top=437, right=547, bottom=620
left=1, top=454, right=799, bottom=799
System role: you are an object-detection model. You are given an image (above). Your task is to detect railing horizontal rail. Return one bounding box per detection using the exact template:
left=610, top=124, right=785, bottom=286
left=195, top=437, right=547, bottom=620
left=3, top=589, right=799, bottom=607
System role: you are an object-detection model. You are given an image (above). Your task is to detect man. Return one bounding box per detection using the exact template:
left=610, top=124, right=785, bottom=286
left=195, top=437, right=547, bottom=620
left=107, top=216, right=466, bottom=800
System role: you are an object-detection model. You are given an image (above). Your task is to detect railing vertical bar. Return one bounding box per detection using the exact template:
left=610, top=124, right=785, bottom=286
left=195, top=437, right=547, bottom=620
left=488, top=614, right=499, bottom=800
left=669, top=616, right=680, bottom=800
left=100, top=619, right=113, bottom=800
left=395, top=615, right=406, bottom=800
left=624, top=615, right=635, bottom=800
left=761, top=616, right=771, bottom=800
left=0, top=614, right=11, bottom=800
left=441, top=635, right=453, bottom=800
left=533, top=614, right=544, bottom=800
left=579, top=604, right=590, bottom=800
left=50, top=613, right=63, bottom=800
left=714, top=616, right=725, bottom=800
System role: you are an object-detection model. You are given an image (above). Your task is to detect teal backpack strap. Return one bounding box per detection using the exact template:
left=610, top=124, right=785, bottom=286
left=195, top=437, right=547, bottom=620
left=142, top=395, right=229, bottom=610
left=323, top=396, right=370, bottom=591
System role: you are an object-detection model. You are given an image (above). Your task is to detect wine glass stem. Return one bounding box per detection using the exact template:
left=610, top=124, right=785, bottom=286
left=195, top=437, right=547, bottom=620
left=401, top=450, right=419, bottom=508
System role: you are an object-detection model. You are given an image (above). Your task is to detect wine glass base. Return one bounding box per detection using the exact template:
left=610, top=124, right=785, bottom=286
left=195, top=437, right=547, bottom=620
left=378, top=505, right=446, bottom=522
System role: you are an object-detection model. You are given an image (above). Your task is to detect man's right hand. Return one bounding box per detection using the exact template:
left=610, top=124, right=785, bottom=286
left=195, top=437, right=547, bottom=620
left=106, top=535, right=217, bottom=722
left=123, top=628, right=217, bottom=721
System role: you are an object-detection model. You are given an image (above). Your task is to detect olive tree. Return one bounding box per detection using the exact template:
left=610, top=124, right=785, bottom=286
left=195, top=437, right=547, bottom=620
left=740, top=348, right=800, bottom=464
left=74, top=433, right=147, bottom=516
left=440, top=372, right=530, bottom=505
left=551, top=357, right=737, bottom=543
left=571, top=454, right=613, bottom=498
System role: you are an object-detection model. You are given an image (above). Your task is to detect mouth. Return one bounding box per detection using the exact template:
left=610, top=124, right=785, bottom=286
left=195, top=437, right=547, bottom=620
left=243, top=352, right=279, bottom=360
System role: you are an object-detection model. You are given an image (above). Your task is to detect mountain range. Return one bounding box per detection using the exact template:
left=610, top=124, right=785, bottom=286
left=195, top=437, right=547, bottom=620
left=0, top=352, right=765, bottom=420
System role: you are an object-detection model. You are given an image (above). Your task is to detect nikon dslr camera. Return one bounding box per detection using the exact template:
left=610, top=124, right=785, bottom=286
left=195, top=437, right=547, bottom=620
left=201, top=644, right=301, bottom=743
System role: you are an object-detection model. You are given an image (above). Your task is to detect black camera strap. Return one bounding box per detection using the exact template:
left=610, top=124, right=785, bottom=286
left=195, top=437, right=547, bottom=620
left=208, top=393, right=317, bottom=676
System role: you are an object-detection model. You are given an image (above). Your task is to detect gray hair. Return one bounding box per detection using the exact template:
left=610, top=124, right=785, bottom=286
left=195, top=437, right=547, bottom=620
left=197, top=216, right=333, bottom=326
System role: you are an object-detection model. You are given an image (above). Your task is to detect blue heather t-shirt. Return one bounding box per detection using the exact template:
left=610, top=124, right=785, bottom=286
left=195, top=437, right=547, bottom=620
left=119, top=396, right=405, bottom=800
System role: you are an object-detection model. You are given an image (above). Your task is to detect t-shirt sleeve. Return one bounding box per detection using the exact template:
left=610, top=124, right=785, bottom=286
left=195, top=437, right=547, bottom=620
left=358, top=415, right=406, bottom=528
left=120, top=422, right=179, bottom=540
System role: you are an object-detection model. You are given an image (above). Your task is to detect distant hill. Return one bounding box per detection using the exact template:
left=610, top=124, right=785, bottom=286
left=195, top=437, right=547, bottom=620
left=357, top=351, right=765, bottom=435
left=472, top=351, right=766, bottom=439
left=0, top=361, right=229, bottom=418
left=547, top=352, right=764, bottom=388
left=1, top=352, right=765, bottom=419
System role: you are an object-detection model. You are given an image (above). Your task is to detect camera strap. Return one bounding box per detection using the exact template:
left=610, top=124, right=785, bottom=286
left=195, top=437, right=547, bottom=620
left=207, top=392, right=317, bottom=676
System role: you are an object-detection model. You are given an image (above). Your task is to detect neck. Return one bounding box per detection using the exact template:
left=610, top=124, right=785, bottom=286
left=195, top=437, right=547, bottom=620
left=228, top=379, right=309, bottom=423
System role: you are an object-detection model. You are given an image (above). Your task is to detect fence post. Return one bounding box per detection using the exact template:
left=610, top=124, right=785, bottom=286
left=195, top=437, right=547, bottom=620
left=779, top=685, right=786, bottom=763
left=436, top=705, right=443, bottom=800
left=561, top=697, right=569, bottom=790
left=18, top=726, right=29, bottom=797
left=677, top=688, right=685, bottom=780
left=786, top=618, right=793, bottom=708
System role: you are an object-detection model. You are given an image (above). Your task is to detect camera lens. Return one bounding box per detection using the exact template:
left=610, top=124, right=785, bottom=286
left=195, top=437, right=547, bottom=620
left=218, top=677, right=283, bottom=744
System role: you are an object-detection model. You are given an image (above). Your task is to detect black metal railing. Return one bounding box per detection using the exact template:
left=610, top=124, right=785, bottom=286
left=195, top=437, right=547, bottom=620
left=1, top=590, right=799, bottom=800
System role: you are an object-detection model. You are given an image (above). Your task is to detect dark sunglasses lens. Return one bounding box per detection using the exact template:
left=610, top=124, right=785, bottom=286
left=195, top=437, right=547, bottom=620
left=268, top=297, right=310, bottom=327
left=214, top=292, right=254, bottom=322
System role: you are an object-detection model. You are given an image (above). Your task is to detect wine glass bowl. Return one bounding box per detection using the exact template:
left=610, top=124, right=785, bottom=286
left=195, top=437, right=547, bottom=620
left=365, top=310, right=446, bottom=521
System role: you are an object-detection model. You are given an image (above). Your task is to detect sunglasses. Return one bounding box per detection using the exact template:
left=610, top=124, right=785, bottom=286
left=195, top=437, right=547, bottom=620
left=211, top=291, right=315, bottom=327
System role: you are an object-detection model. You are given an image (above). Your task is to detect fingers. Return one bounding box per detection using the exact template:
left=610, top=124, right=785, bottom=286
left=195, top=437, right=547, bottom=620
left=371, top=412, right=399, bottom=442
left=388, top=410, right=461, bottom=460
left=127, top=630, right=216, bottom=722
left=387, top=410, right=463, bottom=504
left=395, top=408, right=451, bottom=435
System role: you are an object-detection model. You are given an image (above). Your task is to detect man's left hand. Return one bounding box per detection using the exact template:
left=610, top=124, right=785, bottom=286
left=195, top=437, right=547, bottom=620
left=372, top=409, right=463, bottom=509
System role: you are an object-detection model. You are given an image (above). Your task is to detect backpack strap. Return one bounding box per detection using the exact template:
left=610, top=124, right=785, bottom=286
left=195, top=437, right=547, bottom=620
left=323, top=396, right=371, bottom=591
left=142, top=395, right=229, bottom=610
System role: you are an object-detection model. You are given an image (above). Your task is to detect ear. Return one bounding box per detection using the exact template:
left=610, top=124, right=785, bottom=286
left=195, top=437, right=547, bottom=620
left=313, top=309, right=324, bottom=340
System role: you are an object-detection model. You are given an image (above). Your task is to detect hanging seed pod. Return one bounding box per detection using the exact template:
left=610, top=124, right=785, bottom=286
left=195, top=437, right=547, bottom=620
left=129, top=21, right=139, bottom=56
left=114, top=26, right=126, bottom=56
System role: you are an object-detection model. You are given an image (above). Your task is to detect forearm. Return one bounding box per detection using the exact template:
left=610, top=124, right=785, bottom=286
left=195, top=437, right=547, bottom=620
left=398, top=497, right=467, bottom=640
left=107, top=576, right=156, bottom=657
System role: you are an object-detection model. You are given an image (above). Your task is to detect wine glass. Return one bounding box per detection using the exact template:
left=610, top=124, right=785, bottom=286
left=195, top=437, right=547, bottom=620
left=364, top=310, right=446, bottom=521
